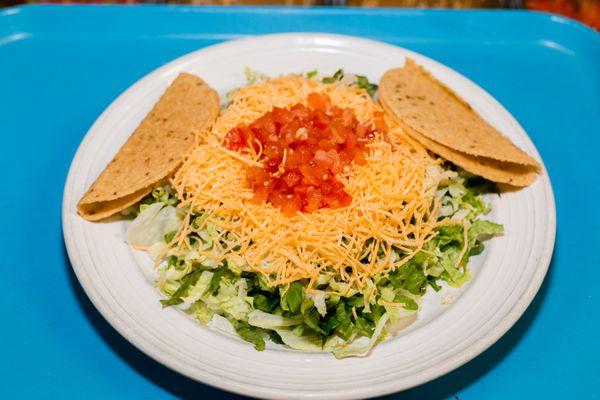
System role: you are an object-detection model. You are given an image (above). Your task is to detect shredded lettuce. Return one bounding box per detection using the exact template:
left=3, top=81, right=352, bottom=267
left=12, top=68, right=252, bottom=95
left=276, top=329, right=322, bottom=352
left=469, top=220, right=504, bottom=243
left=248, top=310, right=302, bottom=329
left=182, top=270, right=214, bottom=304
left=160, top=270, right=202, bottom=307
left=333, top=313, right=389, bottom=358
left=235, top=323, right=265, bottom=351
left=280, top=282, right=304, bottom=313
left=322, top=69, right=378, bottom=97
left=126, top=203, right=181, bottom=250
left=322, top=69, right=345, bottom=84
left=207, top=314, right=236, bottom=335
left=307, top=291, right=327, bottom=317
left=129, top=108, right=503, bottom=357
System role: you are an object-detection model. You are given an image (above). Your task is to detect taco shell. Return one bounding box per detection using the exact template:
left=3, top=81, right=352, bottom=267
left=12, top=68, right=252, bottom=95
left=379, top=59, right=541, bottom=172
left=77, top=72, right=220, bottom=221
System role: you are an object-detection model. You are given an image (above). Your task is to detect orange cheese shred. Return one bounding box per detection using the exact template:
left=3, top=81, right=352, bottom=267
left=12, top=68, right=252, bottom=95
left=171, top=75, right=442, bottom=289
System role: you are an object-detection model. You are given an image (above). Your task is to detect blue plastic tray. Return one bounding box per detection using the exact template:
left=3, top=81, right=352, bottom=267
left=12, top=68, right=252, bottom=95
left=1, top=5, right=599, bottom=399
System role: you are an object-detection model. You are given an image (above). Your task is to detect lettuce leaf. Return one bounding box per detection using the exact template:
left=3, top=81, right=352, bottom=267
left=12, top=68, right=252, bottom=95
left=307, top=291, right=327, bottom=317
left=160, top=270, right=202, bottom=307
left=469, top=220, right=504, bottom=243
left=333, top=313, right=389, bottom=358
left=235, top=323, right=266, bottom=351
left=275, top=329, right=322, bottom=352
left=126, top=203, right=181, bottom=250
left=141, top=162, right=505, bottom=355
left=247, top=310, right=302, bottom=329
left=207, top=314, right=236, bottom=335
left=281, top=282, right=304, bottom=313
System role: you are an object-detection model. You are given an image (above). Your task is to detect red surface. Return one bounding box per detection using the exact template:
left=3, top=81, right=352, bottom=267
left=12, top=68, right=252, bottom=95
left=526, top=0, right=600, bottom=29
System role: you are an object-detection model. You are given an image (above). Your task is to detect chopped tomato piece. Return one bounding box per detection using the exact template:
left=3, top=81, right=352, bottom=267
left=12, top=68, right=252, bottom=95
left=223, top=92, right=384, bottom=214
left=282, top=171, right=301, bottom=188
left=307, top=92, right=329, bottom=111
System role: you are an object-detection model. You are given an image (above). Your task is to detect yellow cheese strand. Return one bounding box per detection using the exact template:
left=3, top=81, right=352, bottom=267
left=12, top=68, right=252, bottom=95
left=171, top=75, right=440, bottom=289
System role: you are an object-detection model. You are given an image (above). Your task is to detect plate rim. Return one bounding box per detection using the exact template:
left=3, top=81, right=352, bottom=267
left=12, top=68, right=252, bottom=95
left=62, top=32, right=556, bottom=400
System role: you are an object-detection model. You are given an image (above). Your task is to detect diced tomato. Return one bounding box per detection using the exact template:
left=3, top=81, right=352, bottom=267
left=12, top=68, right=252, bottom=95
left=246, top=166, right=268, bottom=185
left=223, top=128, right=243, bottom=151
left=339, top=148, right=355, bottom=165
left=272, top=107, right=293, bottom=125
left=313, top=110, right=330, bottom=129
left=313, top=149, right=334, bottom=169
left=320, top=180, right=333, bottom=195
left=282, top=171, right=301, bottom=188
left=317, top=138, right=336, bottom=151
left=299, top=163, right=322, bottom=186
left=354, top=150, right=367, bottom=165
left=345, top=131, right=357, bottom=149
left=281, top=193, right=302, bottom=217
left=290, top=103, right=310, bottom=120
left=304, top=186, right=323, bottom=213
left=265, top=157, right=280, bottom=170
left=253, top=186, right=271, bottom=203
left=223, top=92, right=383, bottom=215
left=307, top=92, right=330, bottom=112
left=329, top=120, right=346, bottom=144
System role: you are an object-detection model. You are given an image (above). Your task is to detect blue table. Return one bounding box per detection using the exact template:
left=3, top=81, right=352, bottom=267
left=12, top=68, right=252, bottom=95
left=1, top=5, right=599, bottom=399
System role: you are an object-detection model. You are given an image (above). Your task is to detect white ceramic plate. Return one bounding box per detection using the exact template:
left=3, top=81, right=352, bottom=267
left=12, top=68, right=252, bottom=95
left=62, top=33, right=555, bottom=400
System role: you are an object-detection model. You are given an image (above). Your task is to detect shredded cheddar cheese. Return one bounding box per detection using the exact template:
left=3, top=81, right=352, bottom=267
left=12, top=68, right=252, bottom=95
left=171, top=75, right=444, bottom=290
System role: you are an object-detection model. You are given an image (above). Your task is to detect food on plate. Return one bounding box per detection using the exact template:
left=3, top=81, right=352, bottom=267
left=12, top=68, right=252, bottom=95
left=79, top=62, right=540, bottom=357
left=379, top=59, right=540, bottom=186
left=77, top=73, right=220, bottom=221
left=378, top=126, right=539, bottom=187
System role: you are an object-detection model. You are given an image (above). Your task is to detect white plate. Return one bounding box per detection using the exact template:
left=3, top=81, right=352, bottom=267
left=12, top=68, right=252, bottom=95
left=62, top=33, right=556, bottom=400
